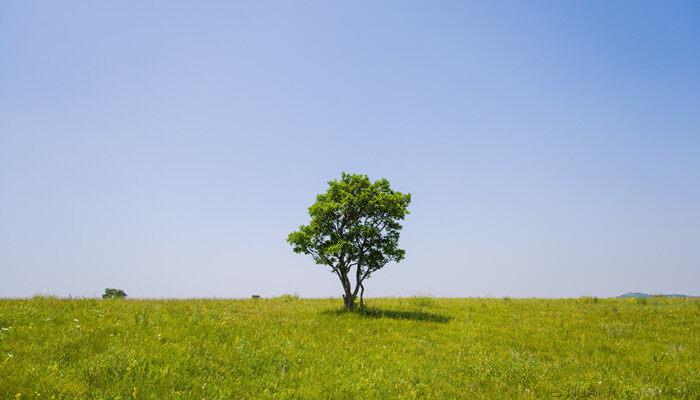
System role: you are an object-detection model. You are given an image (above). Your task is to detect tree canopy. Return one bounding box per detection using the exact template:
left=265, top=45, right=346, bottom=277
left=287, top=173, right=411, bottom=309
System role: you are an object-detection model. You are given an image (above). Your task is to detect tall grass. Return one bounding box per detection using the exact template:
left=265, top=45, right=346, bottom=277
left=0, top=297, right=697, bottom=399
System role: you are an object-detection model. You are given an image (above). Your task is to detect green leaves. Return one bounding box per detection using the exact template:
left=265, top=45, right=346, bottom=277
left=287, top=173, right=411, bottom=306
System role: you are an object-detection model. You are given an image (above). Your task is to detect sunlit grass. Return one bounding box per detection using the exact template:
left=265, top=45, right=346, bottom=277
left=1, top=296, right=697, bottom=399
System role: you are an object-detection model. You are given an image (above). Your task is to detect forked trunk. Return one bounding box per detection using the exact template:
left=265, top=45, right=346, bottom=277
left=343, top=292, right=356, bottom=310
left=339, top=272, right=356, bottom=310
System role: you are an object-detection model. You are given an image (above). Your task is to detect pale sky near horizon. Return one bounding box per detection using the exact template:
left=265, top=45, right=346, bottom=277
left=1, top=1, right=698, bottom=298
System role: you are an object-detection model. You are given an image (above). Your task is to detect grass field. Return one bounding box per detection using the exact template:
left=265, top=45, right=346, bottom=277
left=1, top=296, right=698, bottom=399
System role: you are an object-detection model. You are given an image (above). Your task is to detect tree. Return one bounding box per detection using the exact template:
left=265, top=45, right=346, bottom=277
left=102, top=288, right=127, bottom=299
left=287, top=173, right=411, bottom=310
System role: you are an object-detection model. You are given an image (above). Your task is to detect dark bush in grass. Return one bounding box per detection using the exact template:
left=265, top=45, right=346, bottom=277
left=102, top=288, right=127, bottom=299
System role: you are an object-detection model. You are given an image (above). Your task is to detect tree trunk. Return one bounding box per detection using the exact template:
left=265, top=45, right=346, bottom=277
left=343, top=292, right=356, bottom=310
left=359, top=282, right=365, bottom=308
left=338, top=271, right=356, bottom=310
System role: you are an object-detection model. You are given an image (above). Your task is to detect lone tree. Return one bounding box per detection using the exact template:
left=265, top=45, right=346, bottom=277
left=287, top=173, right=411, bottom=310
left=102, top=288, right=127, bottom=299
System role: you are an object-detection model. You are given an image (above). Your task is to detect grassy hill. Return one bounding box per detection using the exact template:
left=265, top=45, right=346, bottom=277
left=1, top=296, right=698, bottom=399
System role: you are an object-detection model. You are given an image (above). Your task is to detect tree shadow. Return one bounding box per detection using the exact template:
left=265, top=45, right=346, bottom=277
left=323, top=307, right=452, bottom=323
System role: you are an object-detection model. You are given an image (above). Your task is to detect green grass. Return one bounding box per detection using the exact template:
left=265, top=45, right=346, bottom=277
left=1, top=297, right=698, bottom=399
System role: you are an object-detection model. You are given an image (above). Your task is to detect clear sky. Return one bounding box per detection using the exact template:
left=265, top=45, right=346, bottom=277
left=1, top=1, right=698, bottom=298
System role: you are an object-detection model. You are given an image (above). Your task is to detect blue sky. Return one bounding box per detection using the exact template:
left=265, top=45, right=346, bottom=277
left=1, top=1, right=698, bottom=298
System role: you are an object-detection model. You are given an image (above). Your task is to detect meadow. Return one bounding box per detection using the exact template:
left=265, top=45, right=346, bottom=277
left=0, top=296, right=697, bottom=399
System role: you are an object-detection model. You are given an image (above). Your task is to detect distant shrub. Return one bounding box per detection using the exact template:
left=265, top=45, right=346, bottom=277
left=277, top=294, right=300, bottom=302
left=411, top=293, right=433, bottom=307
left=634, top=297, right=648, bottom=305
left=31, top=294, right=60, bottom=300
left=102, top=288, right=127, bottom=299
left=580, top=296, right=599, bottom=303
